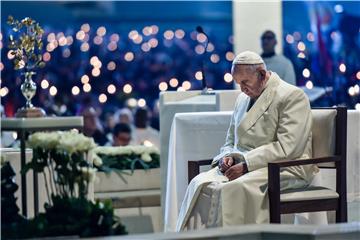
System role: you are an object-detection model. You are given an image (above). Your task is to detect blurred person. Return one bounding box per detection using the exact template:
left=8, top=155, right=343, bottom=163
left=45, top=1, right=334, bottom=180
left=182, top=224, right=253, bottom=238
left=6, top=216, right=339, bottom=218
left=81, top=107, right=107, bottom=146
left=108, top=123, right=132, bottom=147
left=132, top=107, right=160, bottom=149
left=260, top=30, right=296, bottom=85
left=114, top=107, right=134, bottom=125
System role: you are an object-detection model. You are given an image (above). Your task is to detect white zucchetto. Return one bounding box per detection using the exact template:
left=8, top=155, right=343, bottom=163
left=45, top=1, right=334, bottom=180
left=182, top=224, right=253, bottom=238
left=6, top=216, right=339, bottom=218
left=233, top=51, right=264, bottom=65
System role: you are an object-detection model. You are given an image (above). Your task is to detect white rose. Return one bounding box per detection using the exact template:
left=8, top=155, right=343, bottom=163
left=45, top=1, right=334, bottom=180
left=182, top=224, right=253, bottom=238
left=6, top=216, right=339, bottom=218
left=93, top=155, right=103, bottom=167
left=141, top=153, right=152, bottom=162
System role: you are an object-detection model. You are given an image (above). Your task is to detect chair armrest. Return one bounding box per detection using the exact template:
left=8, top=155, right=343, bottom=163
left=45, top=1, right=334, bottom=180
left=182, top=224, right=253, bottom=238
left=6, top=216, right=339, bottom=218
left=188, top=159, right=212, bottom=184
left=268, top=156, right=341, bottom=168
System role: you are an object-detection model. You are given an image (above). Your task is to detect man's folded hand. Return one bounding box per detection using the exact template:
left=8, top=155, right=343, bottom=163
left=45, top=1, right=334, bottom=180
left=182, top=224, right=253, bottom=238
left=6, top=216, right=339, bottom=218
left=219, top=156, right=234, bottom=173
left=225, top=162, right=247, bottom=181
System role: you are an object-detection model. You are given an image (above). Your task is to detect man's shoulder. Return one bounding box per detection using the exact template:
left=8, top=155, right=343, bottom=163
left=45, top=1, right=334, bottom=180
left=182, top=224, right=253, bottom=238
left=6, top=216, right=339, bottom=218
left=275, top=79, right=305, bottom=100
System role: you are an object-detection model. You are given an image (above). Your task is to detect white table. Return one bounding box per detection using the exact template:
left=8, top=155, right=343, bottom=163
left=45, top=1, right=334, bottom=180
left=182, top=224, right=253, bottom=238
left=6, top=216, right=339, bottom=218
left=164, top=110, right=360, bottom=231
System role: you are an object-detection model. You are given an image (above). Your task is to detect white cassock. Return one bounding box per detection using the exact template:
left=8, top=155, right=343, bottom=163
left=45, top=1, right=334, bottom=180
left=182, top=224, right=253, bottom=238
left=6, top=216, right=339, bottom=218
left=176, top=72, right=319, bottom=231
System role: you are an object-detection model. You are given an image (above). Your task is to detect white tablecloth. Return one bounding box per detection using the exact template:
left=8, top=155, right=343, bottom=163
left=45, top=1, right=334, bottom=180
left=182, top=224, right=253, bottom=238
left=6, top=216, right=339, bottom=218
left=164, top=110, right=360, bottom=231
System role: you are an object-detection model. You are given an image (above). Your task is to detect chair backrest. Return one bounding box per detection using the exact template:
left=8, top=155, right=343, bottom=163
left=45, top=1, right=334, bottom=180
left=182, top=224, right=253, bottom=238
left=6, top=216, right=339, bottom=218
left=311, top=107, right=347, bottom=168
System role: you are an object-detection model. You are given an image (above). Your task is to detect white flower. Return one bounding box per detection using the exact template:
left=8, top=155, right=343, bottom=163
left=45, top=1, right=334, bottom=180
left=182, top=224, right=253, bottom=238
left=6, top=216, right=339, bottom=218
left=93, top=155, right=103, bottom=167
left=79, top=166, right=97, bottom=182
left=141, top=153, right=152, bottom=162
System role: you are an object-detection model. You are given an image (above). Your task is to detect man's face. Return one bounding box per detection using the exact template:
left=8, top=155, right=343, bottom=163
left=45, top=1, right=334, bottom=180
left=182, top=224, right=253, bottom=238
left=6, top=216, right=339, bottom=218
left=232, top=65, right=266, bottom=99
left=261, top=32, right=276, bottom=54
left=113, top=132, right=131, bottom=146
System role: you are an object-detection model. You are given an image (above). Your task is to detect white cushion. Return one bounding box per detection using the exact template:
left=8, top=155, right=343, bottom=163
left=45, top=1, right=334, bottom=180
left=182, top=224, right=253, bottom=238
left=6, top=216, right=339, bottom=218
left=280, top=186, right=339, bottom=202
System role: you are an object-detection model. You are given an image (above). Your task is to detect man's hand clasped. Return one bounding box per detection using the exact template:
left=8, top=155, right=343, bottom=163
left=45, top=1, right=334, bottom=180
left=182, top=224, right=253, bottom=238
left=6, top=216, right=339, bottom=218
left=219, top=156, right=248, bottom=181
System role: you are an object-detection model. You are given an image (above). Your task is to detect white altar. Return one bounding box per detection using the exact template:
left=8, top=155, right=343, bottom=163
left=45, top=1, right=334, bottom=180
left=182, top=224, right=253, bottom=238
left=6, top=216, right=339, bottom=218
left=159, top=90, right=241, bottom=213
left=164, top=110, right=360, bottom=231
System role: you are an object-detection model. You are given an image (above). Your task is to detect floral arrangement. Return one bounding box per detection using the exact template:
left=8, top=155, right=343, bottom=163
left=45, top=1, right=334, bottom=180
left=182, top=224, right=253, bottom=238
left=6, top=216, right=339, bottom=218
left=7, top=15, right=45, bottom=71
left=2, top=130, right=127, bottom=238
left=93, top=145, right=160, bottom=174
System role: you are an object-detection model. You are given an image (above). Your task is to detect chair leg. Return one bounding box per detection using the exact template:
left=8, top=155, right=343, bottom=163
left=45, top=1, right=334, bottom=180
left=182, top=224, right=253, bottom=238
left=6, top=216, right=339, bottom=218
left=335, top=201, right=347, bottom=223
left=269, top=206, right=281, bottom=223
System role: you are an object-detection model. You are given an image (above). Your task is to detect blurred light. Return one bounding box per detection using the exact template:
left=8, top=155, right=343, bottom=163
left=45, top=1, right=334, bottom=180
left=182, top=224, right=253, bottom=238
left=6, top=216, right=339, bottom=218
left=0, top=62, right=4, bottom=71
left=90, top=56, right=99, bottom=66
left=56, top=32, right=64, bottom=40
left=177, top=87, right=185, bottom=92
left=195, top=71, right=203, bottom=81
left=297, top=42, right=306, bottom=51
left=58, top=36, right=67, bottom=46
left=159, top=82, right=168, bottom=91
left=175, top=29, right=185, bottom=39
left=83, top=83, right=91, bottom=92
left=81, top=75, right=89, bottom=84
left=123, top=84, right=132, bottom=94
left=334, top=4, right=343, bottom=13
left=107, top=61, right=116, bottom=71
left=196, top=33, right=207, bottom=43
left=286, top=34, right=294, bottom=44
left=62, top=49, right=71, bottom=58
left=356, top=71, right=360, bottom=80
left=225, top=51, right=235, bottom=61
left=339, top=63, right=346, bottom=73
left=224, top=73, right=233, bottom=83
left=355, top=103, right=360, bottom=111
left=133, top=35, right=143, bottom=44
left=92, top=68, right=101, bottom=77
left=46, top=43, right=55, bottom=52
left=143, top=26, right=152, bottom=36
left=76, top=30, right=85, bottom=40
left=93, top=36, right=103, bottom=45
left=128, top=30, right=139, bottom=40
left=330, top=31, right=341, bottom=41
left=124, top=52, right=134, bottom=62
left=354, top=85, right=360, bottom=95
left=305, top=81, right=313, bottom=89
left=41, top=79, right=49, bottom=89
left=297, top=52, right=306, bottom=59
left=12, top=132, right=17, bottom=139
left=149, top=38, right=158, bottom=48
left=210, top=54, right=220, bottom=63
left=293, top=31, right=301, bottom=41
left=80, top=42, right=90, bottom=52
left=7, top=50, right=15, bottom=60
left=164, top=30, right=174, bottom=40
left=107, top=41, right=117, bottom=51
left=302, top=68, right=310, bottom=78
left=141, top=42, right=151, bottom=52
left=107, top=84, right=116, bottom=94
left=93, top=60, right=102, bottom=68
left=138, top=98, right=146, bottom=107
left=47, top=33, right=56, bottom=42
left=99, top=93, right=107, bottom=103
left=0, top=87, right=9, bottom=97
left=143, top=140, right=153, bottom=147
left=81, top=23, right=90, bottom=33
left=195, top=45, right=205, bottom=54
left=169, top=78, right=179, bottom=87
left=151, top=25, right=159, bottom=34
left=306, top=32, right=315, bottom=42
left=72, top=86, right=80, bottom=95
left=110, top=33, right=120, bottom=42
left=182, top=81, right=191, bottom=90
left=206, top=42, right=215, bottom=52
left=0, top=41, right=2, bottom=49
left=49, top=86, right=57, bottom=96
left=127, top=98, right=137, bottom=108
left=97, top=26, right=106, bottom=37
left=66, top=36, right=74, bottom=45
left=42, top=52, right=50, bottom=62
left=348, top=87, right=355, bottom=96
left=0, top=33, right=2, bottom=41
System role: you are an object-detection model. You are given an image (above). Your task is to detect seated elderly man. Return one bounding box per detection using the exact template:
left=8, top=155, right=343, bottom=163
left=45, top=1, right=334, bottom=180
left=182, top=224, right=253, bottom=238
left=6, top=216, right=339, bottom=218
left=176, top=51, right=318, bottom=231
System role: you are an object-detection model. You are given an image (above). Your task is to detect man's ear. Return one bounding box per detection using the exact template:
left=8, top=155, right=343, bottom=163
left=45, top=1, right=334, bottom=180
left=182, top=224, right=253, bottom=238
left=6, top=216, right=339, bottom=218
left=258, top=69, right=266, bottom=81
